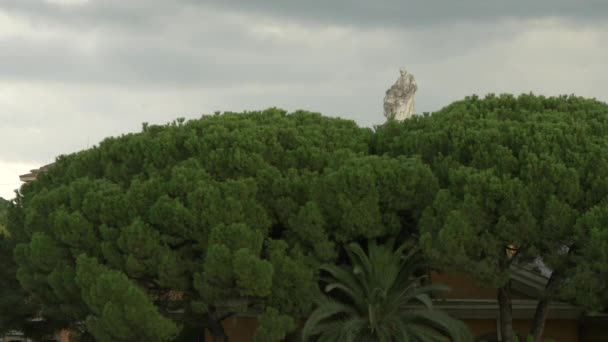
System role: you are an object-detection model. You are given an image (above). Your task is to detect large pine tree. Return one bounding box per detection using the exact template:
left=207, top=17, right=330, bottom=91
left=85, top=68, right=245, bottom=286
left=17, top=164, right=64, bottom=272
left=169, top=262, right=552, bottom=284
left=9, top=109, right=437, bottom=341
left=375, top=94, right=608, bottom=341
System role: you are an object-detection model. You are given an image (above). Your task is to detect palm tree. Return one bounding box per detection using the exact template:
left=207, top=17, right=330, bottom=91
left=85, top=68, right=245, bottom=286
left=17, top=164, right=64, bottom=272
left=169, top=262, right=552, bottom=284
left=302, top=240, right=471, bottom=342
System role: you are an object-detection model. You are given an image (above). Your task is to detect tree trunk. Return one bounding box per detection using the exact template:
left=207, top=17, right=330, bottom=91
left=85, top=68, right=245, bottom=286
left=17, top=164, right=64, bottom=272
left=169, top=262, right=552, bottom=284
left=498, top=282, right=514, bottom=342
left=530, top=298, right=549, bottom=342
left=58, top=328, right=72, bottom=342
left=530, top=271, right=560, bottom=342
left=206, top=312, right=228, bottom=342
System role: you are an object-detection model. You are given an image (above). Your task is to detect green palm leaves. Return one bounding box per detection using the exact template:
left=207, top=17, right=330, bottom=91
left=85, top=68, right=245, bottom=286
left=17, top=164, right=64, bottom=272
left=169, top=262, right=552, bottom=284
left=302, top=241, right=471, bottom=342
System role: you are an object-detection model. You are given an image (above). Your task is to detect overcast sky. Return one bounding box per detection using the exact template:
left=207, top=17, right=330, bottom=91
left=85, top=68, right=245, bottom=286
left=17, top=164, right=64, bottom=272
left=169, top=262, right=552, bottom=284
left=1, top=0, right=607, bottom=199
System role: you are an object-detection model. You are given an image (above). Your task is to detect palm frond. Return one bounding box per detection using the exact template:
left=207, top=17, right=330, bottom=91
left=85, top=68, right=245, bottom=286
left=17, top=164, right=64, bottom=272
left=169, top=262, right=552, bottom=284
left=302, top=240, right=471, bottom=342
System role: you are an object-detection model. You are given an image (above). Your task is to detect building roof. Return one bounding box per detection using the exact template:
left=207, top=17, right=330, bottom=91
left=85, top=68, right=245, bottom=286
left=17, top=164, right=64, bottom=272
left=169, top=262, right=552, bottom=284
left=19, top=163, right=54, bottom=183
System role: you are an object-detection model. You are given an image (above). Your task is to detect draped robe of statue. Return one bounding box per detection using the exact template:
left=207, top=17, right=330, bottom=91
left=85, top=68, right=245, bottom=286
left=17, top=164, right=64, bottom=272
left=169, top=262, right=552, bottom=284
left=383, top=69, right=417, bottom=121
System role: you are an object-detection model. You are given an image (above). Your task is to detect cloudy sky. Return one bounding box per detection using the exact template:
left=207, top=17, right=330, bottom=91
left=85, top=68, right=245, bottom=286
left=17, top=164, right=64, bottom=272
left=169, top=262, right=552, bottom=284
left=1, top=0, right=607, bottom=199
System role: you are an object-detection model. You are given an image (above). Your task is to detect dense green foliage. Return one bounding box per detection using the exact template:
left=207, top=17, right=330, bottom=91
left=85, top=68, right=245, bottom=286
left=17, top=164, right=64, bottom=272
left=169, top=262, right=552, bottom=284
left=1, top=198, right=61, bottom=340
left=374, top=94, right=608, bottom=340
left=0, top=198, right=31, bottom=334
left=7, top=94, right=608, bottom=341
left=8, top=109, right=438, bottom=341
left=0, top=197, right=8, bottom=233
left=302, top=240, right=471, bottom=341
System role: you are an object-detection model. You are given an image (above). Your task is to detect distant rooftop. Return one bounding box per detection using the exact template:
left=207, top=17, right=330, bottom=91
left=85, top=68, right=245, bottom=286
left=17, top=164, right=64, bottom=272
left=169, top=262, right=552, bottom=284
left=19, top=163, right=54, bottom=183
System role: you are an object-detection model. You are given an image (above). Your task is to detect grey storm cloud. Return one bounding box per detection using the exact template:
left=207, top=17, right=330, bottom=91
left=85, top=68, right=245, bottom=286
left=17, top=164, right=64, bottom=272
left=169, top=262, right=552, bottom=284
left=3, top=0, right=608, bottom=29
left=201, top=0, right=608, bottom=27
left=1, top=0, right=400, bottom=86
left=1, top=0, right=604, bottom=88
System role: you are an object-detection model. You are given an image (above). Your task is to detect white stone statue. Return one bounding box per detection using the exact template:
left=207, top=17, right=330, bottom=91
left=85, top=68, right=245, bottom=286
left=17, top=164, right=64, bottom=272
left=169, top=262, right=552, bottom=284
left=384, top=68, right=417, bottom=121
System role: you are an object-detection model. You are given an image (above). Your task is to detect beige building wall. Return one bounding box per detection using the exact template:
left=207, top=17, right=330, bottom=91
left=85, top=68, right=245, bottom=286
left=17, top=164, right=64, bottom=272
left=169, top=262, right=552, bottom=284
left=203, top=316, right=580, bottom=342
